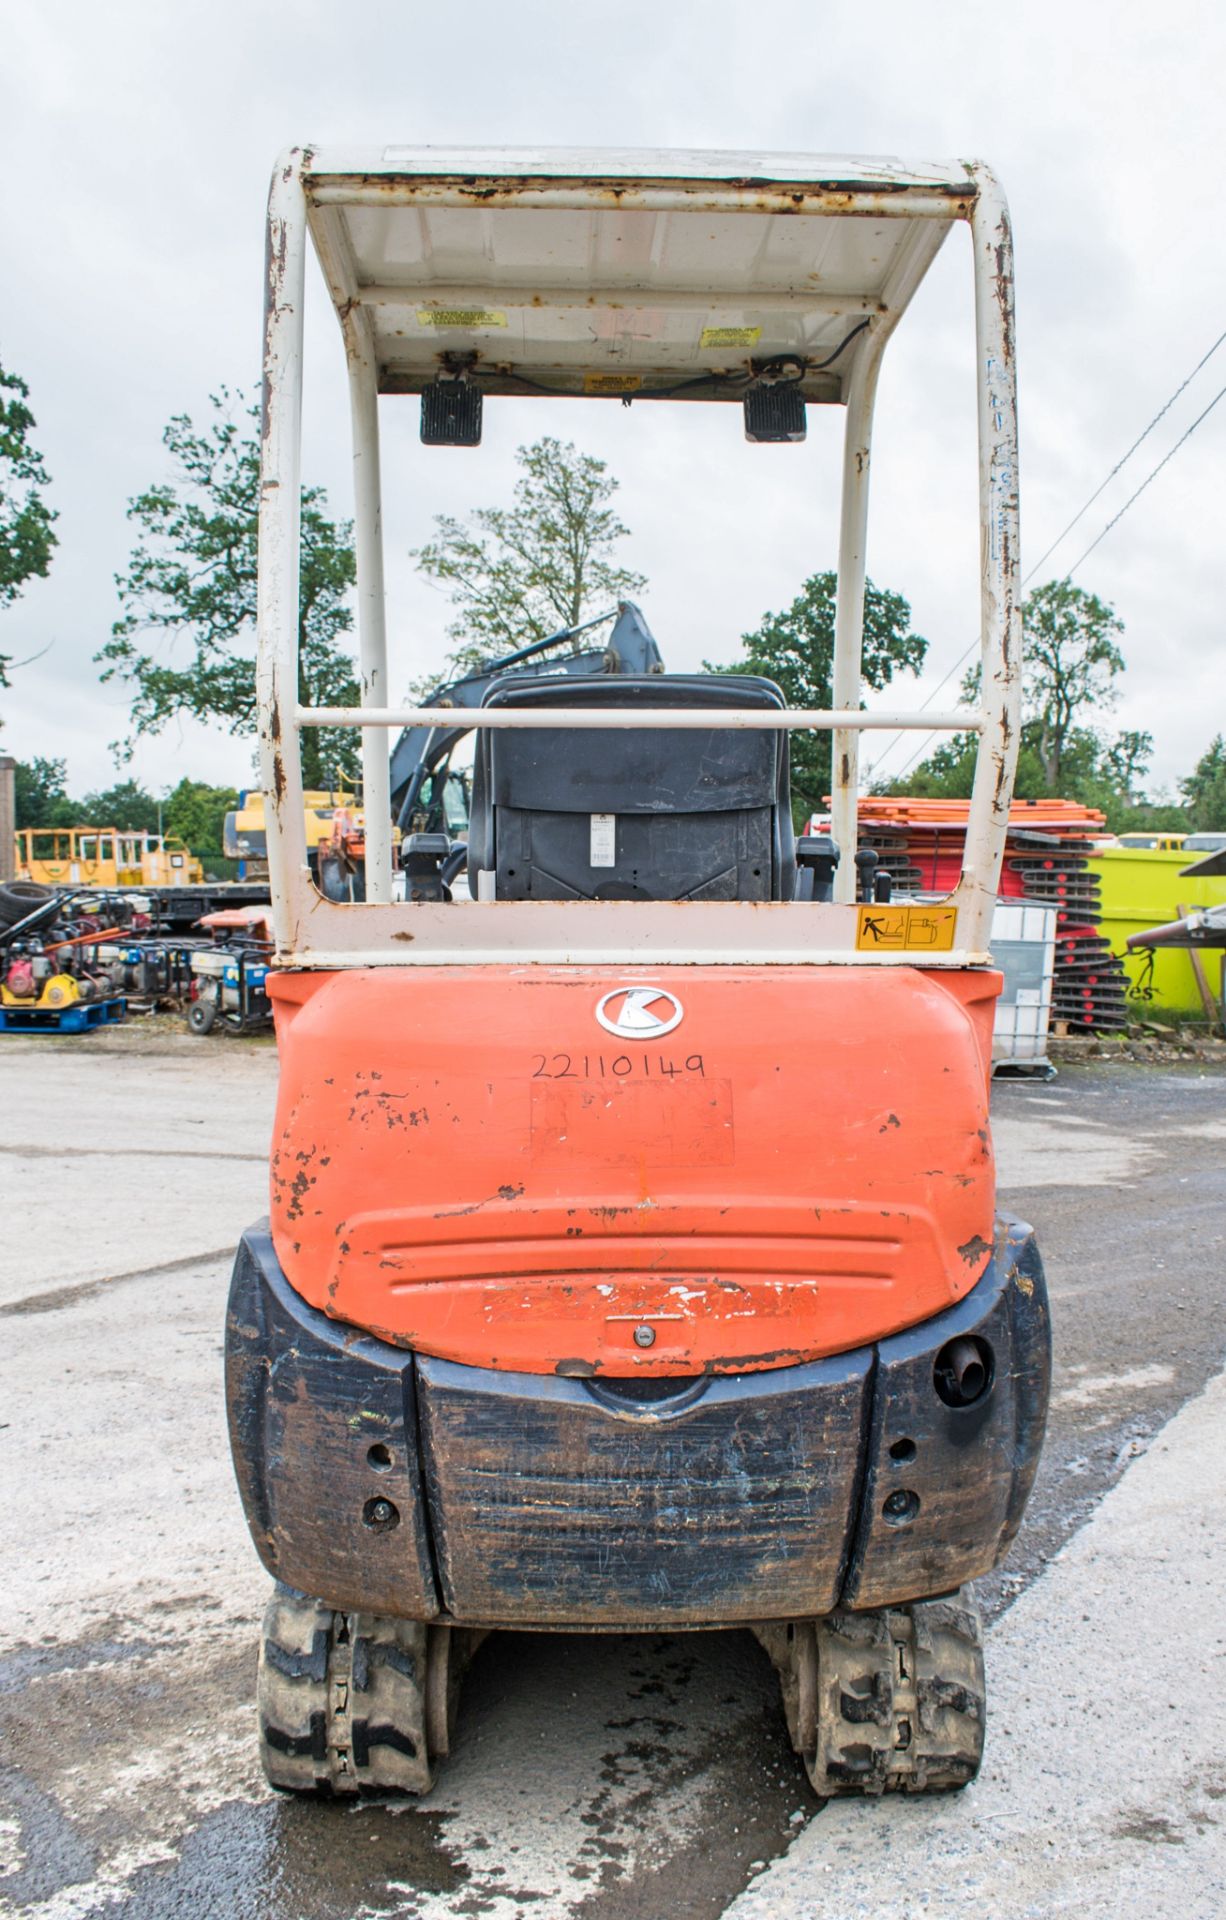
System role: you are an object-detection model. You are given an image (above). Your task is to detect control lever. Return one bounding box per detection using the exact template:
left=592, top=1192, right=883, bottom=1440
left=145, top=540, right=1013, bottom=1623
left=402, top=832, right=452, bottom=903
left=795, top=835, right=840, bottom=902
left=854, top=847, right=879, bottom=903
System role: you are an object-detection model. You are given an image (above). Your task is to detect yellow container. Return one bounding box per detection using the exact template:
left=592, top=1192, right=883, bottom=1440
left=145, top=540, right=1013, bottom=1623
left=1086, top=847, right=1226, bottom=1019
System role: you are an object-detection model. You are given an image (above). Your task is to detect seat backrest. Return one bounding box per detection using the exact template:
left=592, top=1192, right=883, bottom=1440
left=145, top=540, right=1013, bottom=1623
left=467, top=673, right=796, bottom=901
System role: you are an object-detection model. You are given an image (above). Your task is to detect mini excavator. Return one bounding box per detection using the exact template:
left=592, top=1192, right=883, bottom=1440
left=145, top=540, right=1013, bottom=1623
left=226, top=147, right=1050, bottom=1798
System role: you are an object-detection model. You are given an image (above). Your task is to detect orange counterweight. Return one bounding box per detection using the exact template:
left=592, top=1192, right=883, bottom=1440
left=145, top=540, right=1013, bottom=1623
left=268, top=964, right=1000, bottom=1377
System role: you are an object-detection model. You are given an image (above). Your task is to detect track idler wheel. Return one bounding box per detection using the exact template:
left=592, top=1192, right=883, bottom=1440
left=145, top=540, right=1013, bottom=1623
left=256, top=1585, right=483, bottom=1795
left=758, top=1589, right=986, bottom=1797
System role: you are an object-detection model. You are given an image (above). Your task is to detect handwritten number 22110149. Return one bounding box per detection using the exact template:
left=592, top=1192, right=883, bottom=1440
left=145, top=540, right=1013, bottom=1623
left=531, top=1053, right=706, bottom=1080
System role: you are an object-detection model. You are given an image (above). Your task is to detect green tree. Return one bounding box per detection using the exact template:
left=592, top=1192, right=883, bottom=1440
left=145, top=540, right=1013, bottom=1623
left=1182, top=736, right=1226, bottom=831
left=96, top=391, right=359, bottom=786
left=891, top=580, right=1133, bottom=809
left=77, top=779, right=161, bottom=832
left=413, top=437, right=646, bottom=671
left=164, top=777, right=240, bottom=857
left=1, top=363, right=58, bottom=696
left=892, top=716, right=1183, bottom=835
left=13, top=756, right=77, bottom=830
left=707, top=572, right=927, bottom=820
left=1, top=367, right=57, bottom=608
left=1022, top=580, right=1125, bottom=789
left=1101, top=728, right=1153, bottom=802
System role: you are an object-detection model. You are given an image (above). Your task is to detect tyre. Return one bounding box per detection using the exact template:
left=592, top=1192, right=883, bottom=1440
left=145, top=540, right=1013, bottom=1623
left=759, top=1589, right=985, bottom=1797
left=256, top=1586, right=480, bottom=1796
left=187, top=997, right=218, bottom=1035
left=0, top=881, right=54, bottom=928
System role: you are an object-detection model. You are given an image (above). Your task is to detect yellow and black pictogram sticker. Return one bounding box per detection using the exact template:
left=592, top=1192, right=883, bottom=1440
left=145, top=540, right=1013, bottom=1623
left=856, top=905, right=957, bottom=952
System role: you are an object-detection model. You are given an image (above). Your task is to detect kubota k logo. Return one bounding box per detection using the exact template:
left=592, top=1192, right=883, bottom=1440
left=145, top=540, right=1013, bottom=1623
left=595, top=987, right=684, bottom=1040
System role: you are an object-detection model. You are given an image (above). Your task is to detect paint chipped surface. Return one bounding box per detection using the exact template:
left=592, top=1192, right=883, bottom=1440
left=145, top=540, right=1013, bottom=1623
left=267, top=965, right=998, bottom=1374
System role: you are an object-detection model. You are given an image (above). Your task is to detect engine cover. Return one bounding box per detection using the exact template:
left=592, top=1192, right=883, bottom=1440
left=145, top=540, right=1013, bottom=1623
left=268, top=963, right=999, bottom=1375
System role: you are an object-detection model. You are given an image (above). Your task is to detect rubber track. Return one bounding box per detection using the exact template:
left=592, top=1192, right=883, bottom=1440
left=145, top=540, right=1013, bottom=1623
left=257, top=1585, right=433, bottom=1795
left=809, top=1590, right=986, bottom=1795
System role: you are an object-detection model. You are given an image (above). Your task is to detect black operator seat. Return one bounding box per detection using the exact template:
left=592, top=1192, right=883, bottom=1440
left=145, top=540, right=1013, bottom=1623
left=466, top=673, right=796, bottom=902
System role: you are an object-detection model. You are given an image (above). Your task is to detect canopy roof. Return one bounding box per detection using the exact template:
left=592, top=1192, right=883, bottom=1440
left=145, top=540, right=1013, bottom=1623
left=301, top=147, right=974, bottom=401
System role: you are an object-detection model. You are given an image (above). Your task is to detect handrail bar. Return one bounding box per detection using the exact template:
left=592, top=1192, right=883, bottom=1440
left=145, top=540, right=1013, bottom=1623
left=294, top=705, right=983, bottom=733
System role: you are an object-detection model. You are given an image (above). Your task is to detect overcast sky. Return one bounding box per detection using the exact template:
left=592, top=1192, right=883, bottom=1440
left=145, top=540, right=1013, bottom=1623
left=2, top=0, right=1223, bottom=803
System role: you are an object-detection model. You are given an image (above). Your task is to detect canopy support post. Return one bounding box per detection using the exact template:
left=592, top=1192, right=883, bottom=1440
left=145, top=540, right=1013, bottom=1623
left=346, top=340, right=393, bottom=903
left=951, top=162, right=1022, bottom=956
left=830, top=334, right=887, bottom=904
left=256, top=150, right=310, bottom=953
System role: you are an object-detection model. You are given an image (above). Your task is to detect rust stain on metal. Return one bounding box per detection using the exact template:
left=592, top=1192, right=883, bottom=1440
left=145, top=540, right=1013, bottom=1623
left=992, top=707, right=1014, bottom=811
left=313, top=169, right=973, bottom=223
left=711, top=1345, right=805, bottom=1370
left=992, top=215, right=1016, bottom=365
left=957, top=1232, right=992, bottom=1267
left=268, top=697, right=287, bottom=804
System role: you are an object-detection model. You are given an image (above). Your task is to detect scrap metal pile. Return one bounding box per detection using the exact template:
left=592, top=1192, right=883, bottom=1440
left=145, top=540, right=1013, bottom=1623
left=0, top=883, right=272, bottom=1036
left=852, top=799, right=1130, bottom=1033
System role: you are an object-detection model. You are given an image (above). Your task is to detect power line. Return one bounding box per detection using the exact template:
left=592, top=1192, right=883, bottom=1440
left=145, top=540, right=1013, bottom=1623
left=1023, top=326, right=1226, bottom=583
left=870, top=332, right=1226, bottom=786
left=870, top=330, right=1226, bottom=781
left=1058, top=377, right=1226, bottom=578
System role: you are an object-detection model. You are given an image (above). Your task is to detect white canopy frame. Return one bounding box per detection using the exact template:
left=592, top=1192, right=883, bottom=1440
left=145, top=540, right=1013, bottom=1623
left=256, top=148, right=1020, bottom=969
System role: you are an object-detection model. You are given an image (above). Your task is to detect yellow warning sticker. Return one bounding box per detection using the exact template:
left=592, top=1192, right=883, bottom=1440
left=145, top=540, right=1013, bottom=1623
left=856, top=905, right=957, bottom=952
left=905, top=907, right=958, bottom=951
left=584, top=372, right=642, bottom=395
left=699, top=325, right=762, bottom=349
left=416, top=308, right=508, bottom=329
